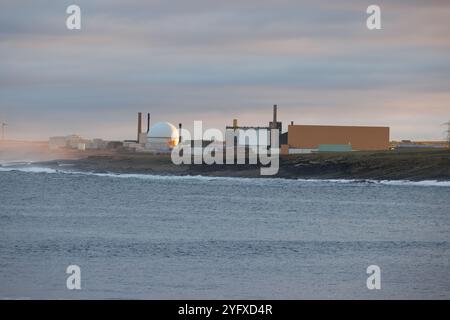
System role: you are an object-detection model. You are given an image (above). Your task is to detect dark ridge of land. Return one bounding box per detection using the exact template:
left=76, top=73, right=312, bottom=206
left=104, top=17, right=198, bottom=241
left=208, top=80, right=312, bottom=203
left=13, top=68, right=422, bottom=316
left=36, top=149, right=450, bottom=181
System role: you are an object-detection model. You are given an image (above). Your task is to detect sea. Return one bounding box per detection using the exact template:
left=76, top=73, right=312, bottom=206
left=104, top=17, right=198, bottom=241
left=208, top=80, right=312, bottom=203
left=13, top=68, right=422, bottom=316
left=0, top=164, right=449, bottom=299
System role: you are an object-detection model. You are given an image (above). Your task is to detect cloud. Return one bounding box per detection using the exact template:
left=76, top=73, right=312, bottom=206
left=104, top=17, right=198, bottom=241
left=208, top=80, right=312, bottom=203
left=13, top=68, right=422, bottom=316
left=0, top=0, right=449, bottom=140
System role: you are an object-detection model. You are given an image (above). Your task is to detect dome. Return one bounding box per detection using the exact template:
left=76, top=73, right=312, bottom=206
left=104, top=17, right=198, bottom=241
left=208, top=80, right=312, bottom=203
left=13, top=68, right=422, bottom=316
left=148, top=122, right=179, bottom=139
left=146, top=122, right=179, bottom=150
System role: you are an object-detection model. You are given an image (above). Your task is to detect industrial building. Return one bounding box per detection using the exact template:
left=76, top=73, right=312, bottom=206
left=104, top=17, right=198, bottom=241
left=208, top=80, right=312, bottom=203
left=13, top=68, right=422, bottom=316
left=282, top=124, right=390, bottom=154
left=123, top=112, right=181, bottom=153
left=146, top=122, right=180, bottom=152
left=227, top=105, right=390, bottom=154
left=226, top=105, right=282, bottom=148
left=48, top=134, right=117, bottom=151
left=48, top=135, right=83, bottom=150
left=124, top=106, right=390, bottom=155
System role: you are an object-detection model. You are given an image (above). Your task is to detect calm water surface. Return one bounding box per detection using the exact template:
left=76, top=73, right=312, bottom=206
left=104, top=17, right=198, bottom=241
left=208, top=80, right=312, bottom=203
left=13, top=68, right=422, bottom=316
left=0, top=167, right=449, bottom=299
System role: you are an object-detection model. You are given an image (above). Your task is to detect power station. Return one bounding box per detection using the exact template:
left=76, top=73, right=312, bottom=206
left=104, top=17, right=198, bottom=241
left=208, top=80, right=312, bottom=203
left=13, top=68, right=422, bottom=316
left=123, top=112, right=181, bottom=153
left=122, top=105, right=390, bottom=154
left=47, top=105, right=391, bottom=154
left=226, top=105, right=390, bottom=154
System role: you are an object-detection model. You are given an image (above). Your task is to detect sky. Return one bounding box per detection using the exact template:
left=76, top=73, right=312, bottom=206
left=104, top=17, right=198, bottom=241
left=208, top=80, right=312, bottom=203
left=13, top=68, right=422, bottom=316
left=1, top=0, right=449, bottom=141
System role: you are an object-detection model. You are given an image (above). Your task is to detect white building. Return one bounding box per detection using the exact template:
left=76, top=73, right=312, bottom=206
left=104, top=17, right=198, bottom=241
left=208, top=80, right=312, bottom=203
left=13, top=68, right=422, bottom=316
left=49, top=134, right=84, bottom=150
left=145, top=122, right=179, bottom=153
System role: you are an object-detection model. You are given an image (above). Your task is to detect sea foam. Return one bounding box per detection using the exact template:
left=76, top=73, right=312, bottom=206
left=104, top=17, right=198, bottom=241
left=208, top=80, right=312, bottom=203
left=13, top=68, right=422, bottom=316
left=1, top=164, right=449, bottom=187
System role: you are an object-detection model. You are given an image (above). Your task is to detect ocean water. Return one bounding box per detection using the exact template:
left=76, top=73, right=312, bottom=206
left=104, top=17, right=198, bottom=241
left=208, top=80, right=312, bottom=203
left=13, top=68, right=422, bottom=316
left=0, top=166, right=449, bottom=299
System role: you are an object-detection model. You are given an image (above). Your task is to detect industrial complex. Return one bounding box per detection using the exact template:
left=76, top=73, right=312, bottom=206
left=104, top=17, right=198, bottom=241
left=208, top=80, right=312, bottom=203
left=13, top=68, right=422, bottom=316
left=122, top=112, right=181, bottom=153
left=226, top=105, right=390, bottom=154
left=46, top=104, right=449, bottom=156
left=48, top=105, right=394, bottom=155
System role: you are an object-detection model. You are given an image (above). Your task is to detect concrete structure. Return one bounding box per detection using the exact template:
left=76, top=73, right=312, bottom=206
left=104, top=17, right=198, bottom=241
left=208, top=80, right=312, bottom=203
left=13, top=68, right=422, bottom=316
left=124, top=112, right=183, bottom=153
left=286, top=125, right=389, bottom=153
left=123, top=112, right=150, bottom=151
left=137, top=112, right=142, bottom=141
left=269, top=104, right=282, bottom=137
left=48, top=136, right=70, bottom=150
left=49, top=134, right=85, bottom=150
left=225, top=105, right=280, bottom=148
left=77, top=143, right=86, bottom=151
left=137, top=112, right=149, bottom=144
left=146, top=122, right=179, bottom=152
left=49, top=135, right=112, bottom=151
left=87, top=138, right=108, bottom=150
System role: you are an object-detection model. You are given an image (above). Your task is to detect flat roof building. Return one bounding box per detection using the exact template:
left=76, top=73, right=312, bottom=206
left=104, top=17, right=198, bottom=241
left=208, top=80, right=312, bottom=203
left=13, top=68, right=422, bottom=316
left=286, top=125, right=390, bottom=152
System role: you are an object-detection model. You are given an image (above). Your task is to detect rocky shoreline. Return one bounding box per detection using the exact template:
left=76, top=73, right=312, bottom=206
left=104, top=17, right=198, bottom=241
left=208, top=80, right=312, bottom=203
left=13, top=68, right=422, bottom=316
left=33, top=149, right=450, bottom=181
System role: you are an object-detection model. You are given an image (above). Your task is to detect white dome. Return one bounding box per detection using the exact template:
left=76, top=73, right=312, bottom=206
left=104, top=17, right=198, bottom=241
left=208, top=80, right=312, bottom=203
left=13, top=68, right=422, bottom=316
left=148, top=122, right=179, bottom=140
left=146, top=122, right=179, bottom=150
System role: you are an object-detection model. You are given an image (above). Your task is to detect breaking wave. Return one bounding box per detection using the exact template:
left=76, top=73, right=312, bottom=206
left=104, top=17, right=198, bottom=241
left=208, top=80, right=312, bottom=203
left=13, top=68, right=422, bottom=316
left=1, top=164, right=450, bottom=187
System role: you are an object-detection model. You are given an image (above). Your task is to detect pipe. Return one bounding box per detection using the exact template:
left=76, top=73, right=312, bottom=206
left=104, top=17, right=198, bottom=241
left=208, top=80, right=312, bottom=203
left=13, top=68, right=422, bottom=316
left=147, top=113, right=150, bottom=133
left=178, top=123, right=182, bottom=143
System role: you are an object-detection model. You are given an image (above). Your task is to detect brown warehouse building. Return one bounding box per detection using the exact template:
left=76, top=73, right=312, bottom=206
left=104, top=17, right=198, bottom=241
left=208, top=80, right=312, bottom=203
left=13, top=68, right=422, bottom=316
left=228, top=105, right=390, bottom=154
left=281, top=124, right=390, bottom=154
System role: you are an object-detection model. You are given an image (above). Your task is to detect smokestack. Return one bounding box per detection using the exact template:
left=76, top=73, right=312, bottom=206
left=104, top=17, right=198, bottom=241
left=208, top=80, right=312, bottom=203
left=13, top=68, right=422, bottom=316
left=273, top=104, right=277, bottom=123
left=147, top=113, right=150, bottom=133
left=233, top=119, right=238, bottom=129
left=291, top=121, right=294, bottom=126
left=179, top=123, right=182, bottom=143
left=137, top=112, right=142, bottom=141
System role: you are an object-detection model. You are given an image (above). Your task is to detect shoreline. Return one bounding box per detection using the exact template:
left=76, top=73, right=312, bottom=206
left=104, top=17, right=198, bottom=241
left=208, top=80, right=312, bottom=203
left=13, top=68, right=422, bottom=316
left=2, top=165, right=450, bottom=188
left=6, top=149, right=448, bottom=181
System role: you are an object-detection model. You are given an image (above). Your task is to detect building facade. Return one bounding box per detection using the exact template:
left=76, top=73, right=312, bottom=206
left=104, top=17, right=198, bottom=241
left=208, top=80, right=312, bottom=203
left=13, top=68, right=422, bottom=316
left=285, top=125, right=390, bottom=153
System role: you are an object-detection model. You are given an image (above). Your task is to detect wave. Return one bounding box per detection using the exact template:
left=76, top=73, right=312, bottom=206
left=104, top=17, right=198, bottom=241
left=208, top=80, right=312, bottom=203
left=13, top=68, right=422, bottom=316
left=295, top=178, right=450, bottom=187
left=0, top=165, right=58, bottom=174
left=371, top=179, right=450, bottom=187
left=1, top=164, right=450, bottom=187
left=0, top=161, right=33, bottom=166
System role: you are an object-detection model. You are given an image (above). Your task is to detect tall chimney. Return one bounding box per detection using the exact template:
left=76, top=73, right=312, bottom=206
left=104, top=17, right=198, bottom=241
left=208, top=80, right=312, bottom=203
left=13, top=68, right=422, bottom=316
left=178, top=123, right=182, bottom=143
left=147, top=113, right=150, bottom=133
left=233, top=119, right=238, bottom=129
left=137, top=112, right=142, bottom=141
left=273, top=104, right=277, bottom=123
left=291, top=121, right=294, bottom=126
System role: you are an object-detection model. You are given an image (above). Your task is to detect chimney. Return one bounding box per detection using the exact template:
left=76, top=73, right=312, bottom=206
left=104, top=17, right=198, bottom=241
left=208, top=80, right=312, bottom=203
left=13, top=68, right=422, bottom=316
left=233, top=119, right=238, bottom=129
left=178, top=123, right=182, bottom=143
left=137, top=112, right=142, bottom=141
left=273, top=104, right=277, bottom=123
left=291, top=121, right=294, bottom=126
left=147, top=113, right=150, bottom=133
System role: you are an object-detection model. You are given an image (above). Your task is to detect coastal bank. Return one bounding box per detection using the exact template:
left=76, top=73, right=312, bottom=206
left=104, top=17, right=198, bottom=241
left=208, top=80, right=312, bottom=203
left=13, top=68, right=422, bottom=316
left=36, top=149, right=450, bottom=181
